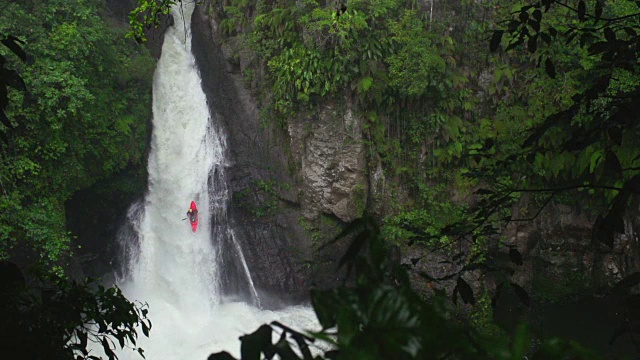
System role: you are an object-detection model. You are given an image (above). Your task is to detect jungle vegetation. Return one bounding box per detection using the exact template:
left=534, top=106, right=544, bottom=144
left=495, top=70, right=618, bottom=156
left=0, top=0, right=153, bottom=271
left=1, top=0, right=154, bottom=358
left=1, top=0, right=640, bottom=358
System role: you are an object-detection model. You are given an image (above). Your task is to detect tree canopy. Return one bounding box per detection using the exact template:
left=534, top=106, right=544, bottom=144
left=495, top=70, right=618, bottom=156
left=0, top=0, right=153, bottom=270
left=1, top=0, right=154, bottom=358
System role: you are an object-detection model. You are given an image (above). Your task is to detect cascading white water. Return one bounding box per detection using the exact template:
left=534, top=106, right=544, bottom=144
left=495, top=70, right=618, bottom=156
left=115, top=3, right=318, bottom=360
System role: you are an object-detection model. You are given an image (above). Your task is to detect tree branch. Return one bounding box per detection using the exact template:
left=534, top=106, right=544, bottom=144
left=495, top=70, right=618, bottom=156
left=505, top=191, right=556, bottom=223
left=554, top=1, right=640, bottom=23
left=508, top=184, right=623, bottom=193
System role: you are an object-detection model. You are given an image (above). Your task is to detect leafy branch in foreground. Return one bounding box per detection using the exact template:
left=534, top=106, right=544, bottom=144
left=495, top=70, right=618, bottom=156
left=0, top=261, right=151, bottom=360
left=0, top=32, right=29, bottom=145
left=486, top=0, right=640, bottom=249
left=127, top=0, right=177, bottom=42
left=208, top=218, right=598, bottom=360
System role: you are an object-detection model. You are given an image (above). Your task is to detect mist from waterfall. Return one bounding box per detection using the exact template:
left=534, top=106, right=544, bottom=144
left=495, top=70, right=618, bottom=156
left=115, top=3, right=317, bottom=359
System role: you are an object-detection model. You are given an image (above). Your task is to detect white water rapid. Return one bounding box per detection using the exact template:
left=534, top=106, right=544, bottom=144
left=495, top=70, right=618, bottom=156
left=115, top=3, right=318, bottom=359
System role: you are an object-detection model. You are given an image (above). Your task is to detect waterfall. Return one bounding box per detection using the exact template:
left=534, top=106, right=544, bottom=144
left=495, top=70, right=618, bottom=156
left=114, top=3, right=317, bottom=359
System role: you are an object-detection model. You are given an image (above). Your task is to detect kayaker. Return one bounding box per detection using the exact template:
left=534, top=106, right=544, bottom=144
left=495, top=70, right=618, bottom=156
left=187, top=208, right=198, bottom=222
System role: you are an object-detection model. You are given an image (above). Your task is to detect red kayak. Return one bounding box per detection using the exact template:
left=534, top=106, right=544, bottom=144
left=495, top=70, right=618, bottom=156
left=188, top=201, right=198, bottom=233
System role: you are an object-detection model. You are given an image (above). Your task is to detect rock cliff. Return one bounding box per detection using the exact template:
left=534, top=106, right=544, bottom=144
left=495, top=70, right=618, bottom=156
left=191, top=4, right=368, bottom=305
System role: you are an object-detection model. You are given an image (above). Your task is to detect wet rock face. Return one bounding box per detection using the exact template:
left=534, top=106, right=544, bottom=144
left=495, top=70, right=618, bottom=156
left=226, top=209, right=313, bottom=306
left=505, top=203, right=640, bottom=299
left=288, top=106, right=368, bottom=222
left=405, top=201, right=640, bottom=305
left=191, top=4, right=316, bottom=304
left=189, top=0, right=373, bottom=303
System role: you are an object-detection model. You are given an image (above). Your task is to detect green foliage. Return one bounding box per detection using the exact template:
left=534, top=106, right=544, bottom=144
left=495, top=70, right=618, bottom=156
left=382, top=183, right=467, bottom=248
left=387, top=10, right=447, bottom=97
left=384, top=0, right=640, bottom=283
left=470, top=289, right=506, bottom=339
left=0, top=33, right=28, bottom=144
left=244, top=0, right=468, bottom=134
left=531, top=269, right=591, bottom=303
left=201, top=0, right=497, bottom=205
left=234, top=179, right=290, bottom=218
left=0, top=2, right=153, bottom=357
left=352, top=184, right=366, bottom=217
left=298, top=216, right=322, bottom=244
left=127, top=0, right=176, bottom=42
left=220, top=0, right=253, bottom=36
left=0, top=0, right=152, bottom=268
left=479, top=0, right=640, bottom=249
left=0, top=261, right=150, bottom=360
